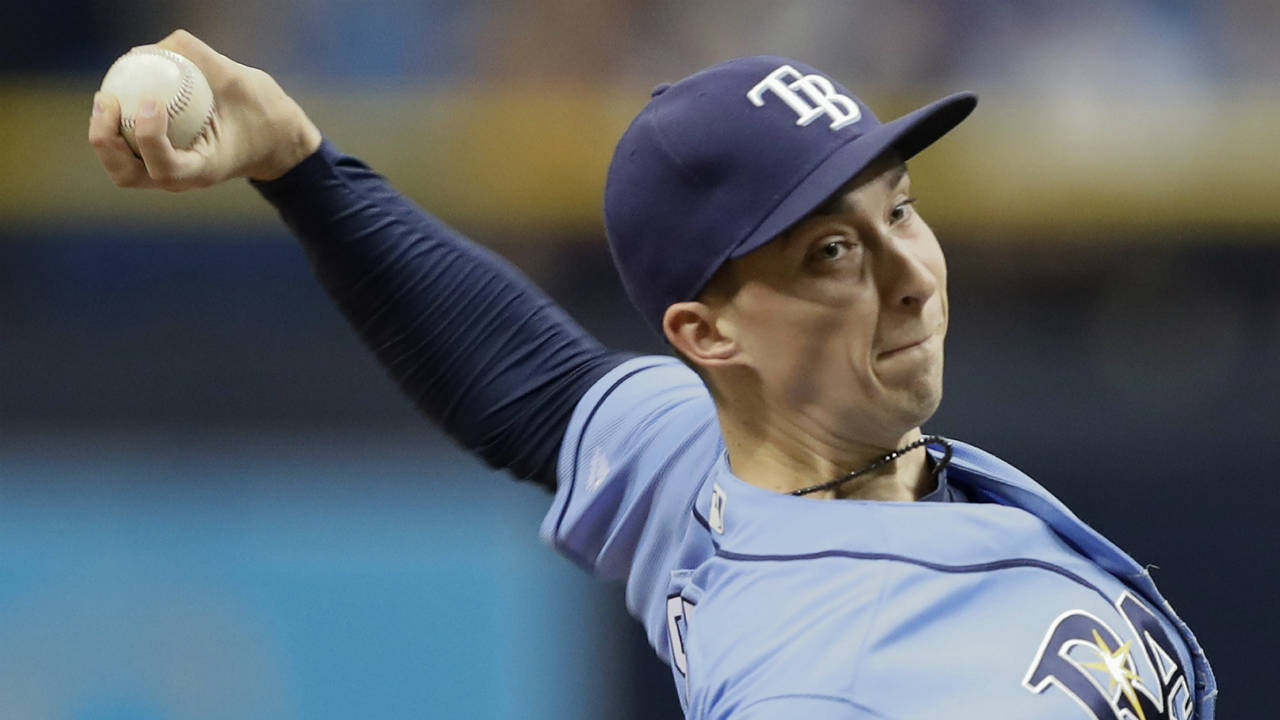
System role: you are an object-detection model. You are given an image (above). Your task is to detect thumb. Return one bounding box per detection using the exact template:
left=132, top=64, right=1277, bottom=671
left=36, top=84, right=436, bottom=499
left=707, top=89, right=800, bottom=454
left=155, top=29, right=237, bottom=85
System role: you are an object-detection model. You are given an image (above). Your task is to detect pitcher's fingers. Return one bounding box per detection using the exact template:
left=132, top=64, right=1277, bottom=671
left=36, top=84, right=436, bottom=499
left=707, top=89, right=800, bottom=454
left=132, top=98, right=203, bottom=187
left=88, top=92, right=155, bottom=189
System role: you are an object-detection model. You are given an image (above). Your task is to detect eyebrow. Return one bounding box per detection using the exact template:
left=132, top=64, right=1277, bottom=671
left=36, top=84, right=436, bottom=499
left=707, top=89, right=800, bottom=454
left=814, top=162, right=909, bottom=216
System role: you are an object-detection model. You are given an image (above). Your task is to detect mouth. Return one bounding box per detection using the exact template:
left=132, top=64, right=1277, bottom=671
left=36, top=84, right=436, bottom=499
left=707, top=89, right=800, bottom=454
left=877, top=333, right=933, bottom=360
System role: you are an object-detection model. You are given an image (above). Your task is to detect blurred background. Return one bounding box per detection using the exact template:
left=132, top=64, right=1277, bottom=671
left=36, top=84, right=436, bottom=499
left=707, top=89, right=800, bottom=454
left=1, top=1, right=1277, bottom=717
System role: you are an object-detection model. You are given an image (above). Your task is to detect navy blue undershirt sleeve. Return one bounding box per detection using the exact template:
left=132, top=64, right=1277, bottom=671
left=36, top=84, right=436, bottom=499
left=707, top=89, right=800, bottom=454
left=251, top=139, right=634, bottom=490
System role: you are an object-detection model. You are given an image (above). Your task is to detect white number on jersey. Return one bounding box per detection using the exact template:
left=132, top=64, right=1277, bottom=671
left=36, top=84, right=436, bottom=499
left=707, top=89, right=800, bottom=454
left=666, top=594, right=697, bottom=682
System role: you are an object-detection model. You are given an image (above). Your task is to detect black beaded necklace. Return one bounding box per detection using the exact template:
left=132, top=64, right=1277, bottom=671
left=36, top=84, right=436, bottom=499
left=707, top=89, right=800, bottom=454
left=789, top=435, right=954, bottom=497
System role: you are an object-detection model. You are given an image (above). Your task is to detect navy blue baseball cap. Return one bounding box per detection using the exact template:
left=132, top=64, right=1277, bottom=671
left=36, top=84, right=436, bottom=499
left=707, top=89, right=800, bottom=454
left=604, top=56, right=976, bottom=336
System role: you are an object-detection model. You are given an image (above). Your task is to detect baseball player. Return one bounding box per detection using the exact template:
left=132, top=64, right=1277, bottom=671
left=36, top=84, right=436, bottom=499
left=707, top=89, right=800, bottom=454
left=90, top=31, right=1216, bottom=719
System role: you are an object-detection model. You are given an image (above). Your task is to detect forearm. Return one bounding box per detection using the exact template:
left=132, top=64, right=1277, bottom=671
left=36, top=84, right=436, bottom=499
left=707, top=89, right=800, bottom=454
left=252, top=140, right=631, bottom=488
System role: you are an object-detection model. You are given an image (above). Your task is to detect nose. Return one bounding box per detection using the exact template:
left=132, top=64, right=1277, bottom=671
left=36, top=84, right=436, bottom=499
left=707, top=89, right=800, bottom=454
left=876, top=236, right=940, bottom=312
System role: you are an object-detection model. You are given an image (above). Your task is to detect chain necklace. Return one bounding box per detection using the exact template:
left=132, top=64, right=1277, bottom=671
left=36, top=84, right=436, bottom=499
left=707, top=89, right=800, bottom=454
left=789, top=434, right=954, bottom=497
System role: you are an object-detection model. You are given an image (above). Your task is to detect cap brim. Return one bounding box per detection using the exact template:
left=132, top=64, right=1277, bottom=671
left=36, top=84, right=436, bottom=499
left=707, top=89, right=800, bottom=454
left=730, top=92, right=977, bottom=260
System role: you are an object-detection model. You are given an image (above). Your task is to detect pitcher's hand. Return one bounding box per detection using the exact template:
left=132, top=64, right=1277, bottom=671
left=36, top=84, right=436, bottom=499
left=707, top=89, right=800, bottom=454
left=89, top=29, right=322, bottom=190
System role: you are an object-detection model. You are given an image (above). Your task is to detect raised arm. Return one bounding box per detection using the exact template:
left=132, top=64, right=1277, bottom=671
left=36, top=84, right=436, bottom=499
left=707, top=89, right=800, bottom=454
left=89, top=30, right=632, bottom=488
left=251, top=142, right=632, bottom=487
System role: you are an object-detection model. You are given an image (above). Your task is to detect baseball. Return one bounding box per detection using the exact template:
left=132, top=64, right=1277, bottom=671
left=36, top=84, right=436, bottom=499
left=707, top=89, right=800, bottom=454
left=99, top=46, right=215, bottom=154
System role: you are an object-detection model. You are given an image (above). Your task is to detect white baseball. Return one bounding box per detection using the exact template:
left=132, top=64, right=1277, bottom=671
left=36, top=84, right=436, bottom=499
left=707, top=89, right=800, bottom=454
left=99, top=46, right=215, bottom=155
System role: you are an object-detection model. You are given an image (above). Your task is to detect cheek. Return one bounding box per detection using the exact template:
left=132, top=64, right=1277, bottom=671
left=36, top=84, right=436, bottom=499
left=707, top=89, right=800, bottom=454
left=934, top=258, right=949, bottom=322
left=734, top=284, right=878, bottom=382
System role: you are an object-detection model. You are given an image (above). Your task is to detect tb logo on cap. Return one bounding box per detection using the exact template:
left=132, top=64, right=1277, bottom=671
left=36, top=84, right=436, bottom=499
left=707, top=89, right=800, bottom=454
left=747, top=64, right=862, bottom=130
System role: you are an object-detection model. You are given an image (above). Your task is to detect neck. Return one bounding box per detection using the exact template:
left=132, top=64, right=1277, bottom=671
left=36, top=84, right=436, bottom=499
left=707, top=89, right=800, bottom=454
left=716, top=403, right=935, bottom=502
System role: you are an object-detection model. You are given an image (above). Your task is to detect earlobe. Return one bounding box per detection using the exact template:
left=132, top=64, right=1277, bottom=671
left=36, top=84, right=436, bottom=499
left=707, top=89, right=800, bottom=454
left=663, top=302, right=739, bottom=368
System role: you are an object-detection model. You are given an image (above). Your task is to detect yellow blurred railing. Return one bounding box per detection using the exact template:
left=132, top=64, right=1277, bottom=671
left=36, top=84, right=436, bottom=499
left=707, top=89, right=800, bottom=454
left=3, top=77, right=1279, bottom=239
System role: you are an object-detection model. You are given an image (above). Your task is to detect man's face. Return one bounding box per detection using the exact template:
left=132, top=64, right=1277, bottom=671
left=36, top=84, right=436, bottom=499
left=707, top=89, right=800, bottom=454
left=710, top=153, right=948, bottom=447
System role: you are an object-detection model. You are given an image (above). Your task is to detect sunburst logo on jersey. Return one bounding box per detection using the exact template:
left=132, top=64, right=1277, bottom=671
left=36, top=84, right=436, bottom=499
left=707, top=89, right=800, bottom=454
left=1022, top=591, right=1192, bottom=720
left=1079, top=629, right=1150, bottom=720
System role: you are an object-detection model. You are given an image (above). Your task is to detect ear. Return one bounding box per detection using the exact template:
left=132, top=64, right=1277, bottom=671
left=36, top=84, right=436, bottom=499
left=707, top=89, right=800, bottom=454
left=662, top=300, right=741, bottom=369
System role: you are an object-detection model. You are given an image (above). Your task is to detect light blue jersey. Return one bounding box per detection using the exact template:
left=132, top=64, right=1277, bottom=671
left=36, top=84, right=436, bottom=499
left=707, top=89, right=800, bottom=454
left=542, top=357, right=1217, bottom=719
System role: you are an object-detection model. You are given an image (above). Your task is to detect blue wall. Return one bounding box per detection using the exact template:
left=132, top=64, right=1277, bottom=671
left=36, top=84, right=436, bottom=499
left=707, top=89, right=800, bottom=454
left=0, top=430, right=633, bottom=719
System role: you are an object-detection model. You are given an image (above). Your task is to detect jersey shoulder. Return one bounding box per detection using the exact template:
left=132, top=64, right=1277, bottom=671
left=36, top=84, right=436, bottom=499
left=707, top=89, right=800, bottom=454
left=542, top=355, right=721, bottom=579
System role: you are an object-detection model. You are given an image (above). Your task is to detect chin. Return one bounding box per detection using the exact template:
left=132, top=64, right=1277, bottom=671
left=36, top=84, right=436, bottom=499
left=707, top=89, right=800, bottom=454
left=893, top=367, right=944, bottom=429
left=893, top=393, right=942, bottom=433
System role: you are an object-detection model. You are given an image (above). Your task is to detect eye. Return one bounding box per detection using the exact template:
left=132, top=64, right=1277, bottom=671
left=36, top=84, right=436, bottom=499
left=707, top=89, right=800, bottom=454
left=811, top=236, right=853, bottom=262
left=890, top=197, right=917, bottom=223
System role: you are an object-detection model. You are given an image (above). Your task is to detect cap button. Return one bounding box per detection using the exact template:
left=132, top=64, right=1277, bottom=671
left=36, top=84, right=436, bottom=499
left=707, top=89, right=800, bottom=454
left=650, top=82, right=672, bottom=98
